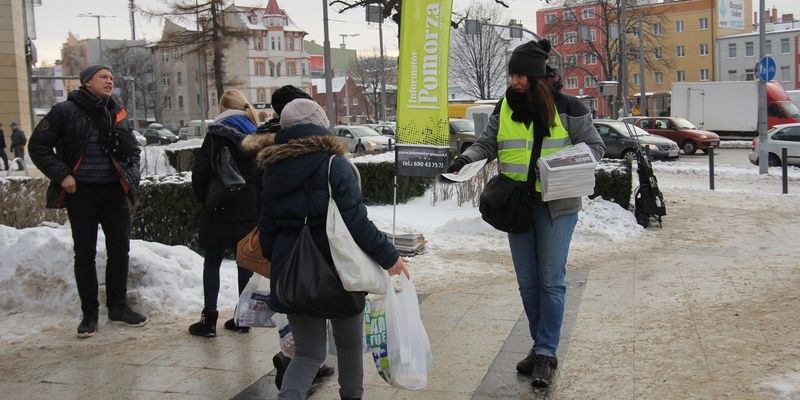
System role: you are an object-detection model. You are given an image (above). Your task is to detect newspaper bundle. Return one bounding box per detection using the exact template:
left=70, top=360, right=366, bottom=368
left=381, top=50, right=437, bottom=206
left=536, top=142, right=598, bottom=202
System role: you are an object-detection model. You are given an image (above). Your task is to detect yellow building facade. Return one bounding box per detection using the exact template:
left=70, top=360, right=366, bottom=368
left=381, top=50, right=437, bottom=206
left=0, top=0, right=32, bottom=145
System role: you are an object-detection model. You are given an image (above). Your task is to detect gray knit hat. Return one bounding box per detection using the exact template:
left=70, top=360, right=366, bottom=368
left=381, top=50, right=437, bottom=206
left=280, top=98, right=330, bottom=129
left=80, top=64, right=113, bottom=85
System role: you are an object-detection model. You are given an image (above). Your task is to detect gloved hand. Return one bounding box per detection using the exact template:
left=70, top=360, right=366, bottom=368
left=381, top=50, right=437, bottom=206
left=447, top=155, right=471, bottom=173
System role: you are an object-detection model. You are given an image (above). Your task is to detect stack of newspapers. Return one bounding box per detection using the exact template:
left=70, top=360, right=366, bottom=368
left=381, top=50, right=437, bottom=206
left=536, top=142, right=598, bottom=202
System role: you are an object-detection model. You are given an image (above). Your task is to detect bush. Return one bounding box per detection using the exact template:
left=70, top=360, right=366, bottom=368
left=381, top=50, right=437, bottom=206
left=353, top=162, right=431, bottom=205
left=593, top=159, right=633, bottom=209
left=0, top=177, right=67, bottom=228
left=130, top=173, right=202, bottom=252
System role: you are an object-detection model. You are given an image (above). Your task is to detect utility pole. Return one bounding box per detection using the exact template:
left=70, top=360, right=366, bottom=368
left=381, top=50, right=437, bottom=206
left=366, top=4, right=388, bottom=122
left=322, top=0, right=335, bottom=129
left=619, top=0, right=628, bottom=118
left=638, top=10, right=646, bottom=116
left=129, top=0, right=136, bottom=40
left=77, top=13, right=116, bottom=63
left=757, top=0, right=768, bottom=174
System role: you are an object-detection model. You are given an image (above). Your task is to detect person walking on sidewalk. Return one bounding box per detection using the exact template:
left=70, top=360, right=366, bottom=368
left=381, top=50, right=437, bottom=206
left=28, top=64, right=147, bottom=338
left=243, top=86, right=334, bottom=389
left=10, top=122, right=27, bottom=165
left=0, top=122, right=8, bottom=170
left=448, top=39, right=605, bottom=388
left=256, top=99, right=408, bottom=400
left=188, top=89, right=259, bottom=337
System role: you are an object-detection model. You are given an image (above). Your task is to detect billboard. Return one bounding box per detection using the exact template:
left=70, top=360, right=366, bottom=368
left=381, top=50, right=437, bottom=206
left=718, top=0, right=745, bottom=29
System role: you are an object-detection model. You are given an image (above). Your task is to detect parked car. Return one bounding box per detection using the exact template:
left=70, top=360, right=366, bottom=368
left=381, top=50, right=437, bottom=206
left=621, top=116, right=720, bottom=155
left=748, top=123, right=800, bottom=166
left=132, top=130, right=147, bottom=147
left=449, top=118, right=476, bottom=155
left=333, top=125, right=392, bottom=152
left=142, top=127, right=179, bottom=145
left=594, top=119, right=680, bottom=161
left=180, top=119, right=214, bottom=140
left=369, top=123, right=397, bottom=138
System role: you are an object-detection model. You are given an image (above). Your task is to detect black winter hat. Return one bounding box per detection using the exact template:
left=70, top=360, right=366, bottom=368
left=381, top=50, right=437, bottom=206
left=508, top=39, right=551, bottom=77
left=271, top=85, right=312, bottom=116
left=80, top=64, right=113, bottom=85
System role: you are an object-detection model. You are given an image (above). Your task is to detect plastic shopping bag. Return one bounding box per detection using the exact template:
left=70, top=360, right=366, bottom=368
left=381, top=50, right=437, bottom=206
left=234, top=273, right=276, bottom=328
left=385, top=276, right=432, bottom=390
left=365, top=292, right=392, bottom=384
left=273, top=313, right=295, bottom=358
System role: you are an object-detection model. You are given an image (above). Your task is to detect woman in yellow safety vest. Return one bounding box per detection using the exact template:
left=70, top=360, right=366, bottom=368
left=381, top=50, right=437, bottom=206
left=448, top=39, right=605, bottom=389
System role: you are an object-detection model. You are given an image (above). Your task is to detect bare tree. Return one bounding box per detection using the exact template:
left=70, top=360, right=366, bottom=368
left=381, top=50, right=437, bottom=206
left=141, top=0, right=250, bottom=97
left=349, top=53, right=397, bottom=121
left=329, top=0, right=512, bottom=28
left=449, top=1, right=509, bottom=100
left=104, top=45, right=152, bottom=122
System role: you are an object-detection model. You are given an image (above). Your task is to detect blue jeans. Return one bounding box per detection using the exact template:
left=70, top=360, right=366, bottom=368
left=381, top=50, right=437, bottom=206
left=508, top=204, right=578, bottom=357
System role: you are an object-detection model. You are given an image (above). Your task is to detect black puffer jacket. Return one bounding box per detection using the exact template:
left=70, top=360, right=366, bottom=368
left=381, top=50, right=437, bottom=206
left=191, top=110, right=259, bottom=249
left=253, top=123, right=399, bottom=314
left=29, top=88, right=140, bottom=208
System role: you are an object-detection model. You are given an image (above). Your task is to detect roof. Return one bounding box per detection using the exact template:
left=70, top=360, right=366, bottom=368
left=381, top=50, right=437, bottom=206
left=313, top=77, right=347, bottom=94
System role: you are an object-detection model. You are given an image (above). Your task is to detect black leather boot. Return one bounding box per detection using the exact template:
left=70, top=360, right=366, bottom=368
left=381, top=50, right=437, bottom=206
left=188, top=309, right=218, bottom=337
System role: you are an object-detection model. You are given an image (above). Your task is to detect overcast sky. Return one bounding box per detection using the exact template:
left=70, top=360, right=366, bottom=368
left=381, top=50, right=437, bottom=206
left=31, top=0, right=800, bottom=66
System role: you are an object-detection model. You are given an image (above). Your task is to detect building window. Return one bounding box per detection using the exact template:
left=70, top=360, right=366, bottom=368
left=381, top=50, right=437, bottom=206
left=781, top=38, right=790, bottom=53
left=546, top=33, right=558, bottom=45
left=699, top=43, right=709, bottom=56
left=763, top=40, right=771, bottom=55
left=655, top=71, right=663, bottom=83
left=278, top=37, right=282, bottom=50
left=545, top=13, right=557, bottom=24
left=211, top=92, right=216, bottom=106
left=700, top=68, right=709, bottom=81
left=173, top=49, right=182, bottom=59
left=633, top=73, right=640, bottom=85
left=584, top=75, right=597, bottom=87
left=564, top=31, right=577, bottom=44
left=676, top=70, right=685, bottom=81
left=745, top=68, right=755, bottom=80
left=197, top=94, right=201, bottom=105
left=269, top=62, right=275, bottom=77
left=581, top=8, right=595, bottom=19
left=276, top=62, right=282, bottom=77
left=675, top=20, right=684, bottom=33
left=728, top=43, right=737, bottom=58
left=257, top=88, right=267, bottom=103
left=745, top=41, right=754, bottom=57
left=162, top=73, right=170, bottom=86
left=161, top=52, right=169, bottom=62
left=352, top=96, right=358, bottom=106
left=176, top=71, right=182, bottom=85
left=654, top=48, right=662, bottom=59
left=563, top=10, right=576, bottom=21
left=301, top=62, right=307, bottom=76
left=780, top=65, right=790, bottom=81
left=565, top=77, right=578, bottom=89
left=271, top=37, right=276, bottom=50
left=255, top=61, right=265, bottom=76
left=287, top=62, right=296, bottom=76
left=676, top=45, right=685, bottom=57
left=164, top=96, right=171, bottom=110
left=566, top=55, right=577, bottom=67
left=288, top=35, right=295, bottom=51
left=255, top=35, right=263, bottom=50
left=584, top=53, right=597, bottom=65
left=728, top=69, right=737, bottom=80
left=698, top=17, right=708, bottom=30
left=653, top=23, right=663, bottom=35
left=178, top=95, right=184, bottom=110
left=589, top=29, right=596, bottom=42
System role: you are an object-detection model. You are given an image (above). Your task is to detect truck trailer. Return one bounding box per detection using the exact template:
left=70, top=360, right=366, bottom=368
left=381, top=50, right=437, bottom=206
left=670, top=81, right=800, bottom=137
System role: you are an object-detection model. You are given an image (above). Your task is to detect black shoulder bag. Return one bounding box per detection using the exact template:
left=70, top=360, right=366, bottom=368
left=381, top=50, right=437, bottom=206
left=276, top=180, right=365, bottom=319
left=205, top=137, right=246, bottom=210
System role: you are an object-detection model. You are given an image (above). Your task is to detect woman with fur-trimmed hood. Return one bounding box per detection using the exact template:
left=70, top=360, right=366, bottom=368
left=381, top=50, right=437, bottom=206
left=253, top=98, right=408, bottom=400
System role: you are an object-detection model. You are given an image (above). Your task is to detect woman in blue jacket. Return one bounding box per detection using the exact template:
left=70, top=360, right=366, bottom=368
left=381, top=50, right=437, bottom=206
left=254, top=99, right=408, bottom=400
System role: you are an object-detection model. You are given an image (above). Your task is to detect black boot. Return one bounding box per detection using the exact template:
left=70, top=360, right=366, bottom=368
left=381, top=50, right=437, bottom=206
left=77, top=311, right=98, bottom=338
left=188, top=310, right=218, bottom=337
left=273, top=351, right=291, bottom=390
left=530, top=354, right=558, bottom=388
left=516, top=347, right=537, bottom=375
left=108, top=305, right=148, bottom=326
left=224, top=318, right=250, bottom=333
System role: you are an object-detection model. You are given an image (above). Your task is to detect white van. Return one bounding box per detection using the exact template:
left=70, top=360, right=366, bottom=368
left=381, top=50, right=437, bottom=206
left=180, top=119, right=214, bottom=140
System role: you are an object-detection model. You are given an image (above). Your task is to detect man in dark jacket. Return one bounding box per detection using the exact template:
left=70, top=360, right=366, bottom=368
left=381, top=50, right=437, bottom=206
left=10, top=122, right=26, bottom=161
left=29, top=64, right=147, bottom=338
left=0, top=122, right=8, bottom=170
left=255, top=85, right=312, bottom=134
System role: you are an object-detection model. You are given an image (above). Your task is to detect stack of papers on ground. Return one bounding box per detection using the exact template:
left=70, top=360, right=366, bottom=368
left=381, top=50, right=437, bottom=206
left=383, top=232, right=427, bottom=256
left=536, top=142, right=598, bottom=202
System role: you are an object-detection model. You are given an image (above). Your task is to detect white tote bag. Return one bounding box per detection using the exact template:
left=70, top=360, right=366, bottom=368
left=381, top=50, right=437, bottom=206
left=326, top=156, right=389, bottom=294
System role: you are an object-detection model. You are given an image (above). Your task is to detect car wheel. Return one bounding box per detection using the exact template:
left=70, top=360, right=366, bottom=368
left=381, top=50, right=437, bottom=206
left=681, top=140, right=697, bottom=155
left=769, top=153, right=782, bottom=167
left=621, top=149, right=636, bottom=162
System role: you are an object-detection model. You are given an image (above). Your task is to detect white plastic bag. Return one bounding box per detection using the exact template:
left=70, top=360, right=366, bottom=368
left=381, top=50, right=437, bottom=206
left=234, top=273, right=276, bottom=328
left=273, top=313, right=295, bottom=358
left=385, top=276, right=432, bottom=390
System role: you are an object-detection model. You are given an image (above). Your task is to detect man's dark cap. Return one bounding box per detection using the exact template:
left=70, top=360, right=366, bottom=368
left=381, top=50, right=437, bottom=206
left=508, top=39, right=551, bottom=77
left=80, top=64, right=113, bottom=85
left=271, top=85, right=312, bottom=116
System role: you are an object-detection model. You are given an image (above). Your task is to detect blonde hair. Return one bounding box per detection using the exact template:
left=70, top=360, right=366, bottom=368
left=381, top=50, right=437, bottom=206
left=219, top=89, right=258, bottom=125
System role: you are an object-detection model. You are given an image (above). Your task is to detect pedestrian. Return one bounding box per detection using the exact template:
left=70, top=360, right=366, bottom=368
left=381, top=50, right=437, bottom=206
left=10, top=122, right=27, bottom=162
left=188, top=89, right=260, bottom=337
left=244, top=86, right=335, bottom=389
left=448, top=39, right=605, bottom=388
left=0, top=122, right=8, bottom=170
left=254, top=98, right=408, bottom=400
left=28, top=64, right=147, bottom=338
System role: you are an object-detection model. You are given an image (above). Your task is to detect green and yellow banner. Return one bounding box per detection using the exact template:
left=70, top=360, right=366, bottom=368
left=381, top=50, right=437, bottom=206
left=395, top=0, right=453, bottom=177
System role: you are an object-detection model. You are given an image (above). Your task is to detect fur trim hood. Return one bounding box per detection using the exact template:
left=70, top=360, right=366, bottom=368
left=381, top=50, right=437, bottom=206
left=240, top=124, right=347, bottom=169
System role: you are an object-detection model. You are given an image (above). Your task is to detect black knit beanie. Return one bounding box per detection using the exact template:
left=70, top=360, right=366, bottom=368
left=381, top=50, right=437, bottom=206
left=80, top=64, right=113, bottom=85
left=508, top=39, right=551, bottom=77
left=271, top=85, right=312, bottom=116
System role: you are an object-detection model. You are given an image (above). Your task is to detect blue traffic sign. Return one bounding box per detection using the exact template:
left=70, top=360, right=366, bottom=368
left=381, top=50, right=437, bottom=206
left=759, top=56, right=776, bottom=81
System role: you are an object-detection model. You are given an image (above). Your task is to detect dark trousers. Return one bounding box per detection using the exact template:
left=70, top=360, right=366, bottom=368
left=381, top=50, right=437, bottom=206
left=202, top=246, right=254, bottom=311
left=0, top=149, right=8, bottom=170
left=66, top=183, right=131, bottom=314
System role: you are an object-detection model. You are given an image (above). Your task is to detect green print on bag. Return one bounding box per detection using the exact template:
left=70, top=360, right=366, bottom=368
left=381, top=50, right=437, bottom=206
left=365, top=295, right=391, bottom=383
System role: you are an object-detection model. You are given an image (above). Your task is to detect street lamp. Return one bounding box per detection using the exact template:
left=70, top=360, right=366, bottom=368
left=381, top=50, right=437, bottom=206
left=464, top=18, right=562, bottom=72
left=77, top=13, right=116, bottom=63
left=366, top=5, right=388, bottom=122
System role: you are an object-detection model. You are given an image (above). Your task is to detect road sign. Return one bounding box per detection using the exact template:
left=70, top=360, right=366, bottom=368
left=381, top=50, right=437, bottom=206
left=758, top=56, right=776, bottom=81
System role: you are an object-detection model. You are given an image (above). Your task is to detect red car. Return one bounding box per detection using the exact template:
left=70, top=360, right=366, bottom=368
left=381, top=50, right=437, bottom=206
left=622, top=116, right=720, bottom=155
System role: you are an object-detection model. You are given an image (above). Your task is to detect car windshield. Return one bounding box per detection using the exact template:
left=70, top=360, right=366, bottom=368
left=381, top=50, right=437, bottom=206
left=610, top=121, right=650, bottom=136
left=450, top=120, right=474, bottom=132
left=671, top=117, right=697, bottom=129
left=349, top=126, right=381, bottom=137
left=157, top=129, right=174, bottom=136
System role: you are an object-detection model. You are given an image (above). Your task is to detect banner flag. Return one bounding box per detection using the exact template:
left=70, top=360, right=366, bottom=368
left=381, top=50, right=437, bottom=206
left=395, top=0, right=454, bottom=177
